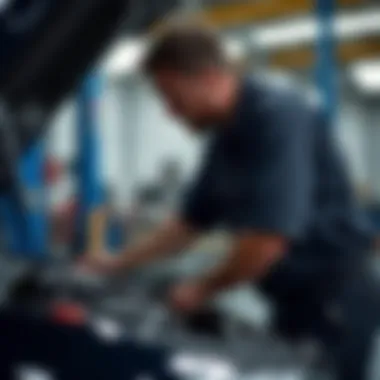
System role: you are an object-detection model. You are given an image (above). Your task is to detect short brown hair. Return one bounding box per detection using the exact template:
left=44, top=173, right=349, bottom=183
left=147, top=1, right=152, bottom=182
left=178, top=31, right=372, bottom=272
left=143, top=23, right=227, bottom=74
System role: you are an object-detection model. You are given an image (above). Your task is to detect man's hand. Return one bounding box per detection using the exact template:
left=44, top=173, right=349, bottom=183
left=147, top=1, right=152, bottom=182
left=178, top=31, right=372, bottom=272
left=169, top=281, right=209, bottom=314
left=78, top=252, right=126, bottom=275
left=78, top=217, right=198, bottom=276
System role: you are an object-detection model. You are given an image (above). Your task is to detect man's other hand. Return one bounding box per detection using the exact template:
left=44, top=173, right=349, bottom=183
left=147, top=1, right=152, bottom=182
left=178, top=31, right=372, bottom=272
left=169, top=281, right=209, bottom=314
left=78, top=252, right=125, bottom=275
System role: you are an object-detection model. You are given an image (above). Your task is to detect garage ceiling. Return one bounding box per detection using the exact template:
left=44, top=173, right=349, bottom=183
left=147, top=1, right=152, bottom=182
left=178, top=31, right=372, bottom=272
left=112, top=0, right=380, bottom=75
left=270, top=37, right=380, bottom=69
left=168, top=0, right=366, bottom=29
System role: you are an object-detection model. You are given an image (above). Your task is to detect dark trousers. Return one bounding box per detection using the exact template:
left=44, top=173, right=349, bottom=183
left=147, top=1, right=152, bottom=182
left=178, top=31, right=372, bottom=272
left=268, top=260, right=380, bottom=380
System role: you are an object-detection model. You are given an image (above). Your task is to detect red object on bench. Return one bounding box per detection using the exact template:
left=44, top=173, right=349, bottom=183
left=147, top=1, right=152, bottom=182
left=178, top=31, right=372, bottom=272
left=50, top=301, right=88, bottom=326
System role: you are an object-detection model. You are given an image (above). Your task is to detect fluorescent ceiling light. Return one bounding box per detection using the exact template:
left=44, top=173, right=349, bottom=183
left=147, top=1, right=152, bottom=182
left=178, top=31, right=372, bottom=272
left=225, top=38, right=245, bottom=60
left=350, top=59, right=380, bottom=94
left=251, top=7, right=380, bottom=50
left=103, top=38, right=147, bottom=77
left=253, top=18, right=314, bottom=49
left=336, top=9, right=380, bottom=38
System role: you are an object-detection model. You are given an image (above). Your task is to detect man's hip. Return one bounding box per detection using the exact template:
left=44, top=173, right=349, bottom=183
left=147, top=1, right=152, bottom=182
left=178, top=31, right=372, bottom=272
left=270, top=258, right=380, bottom=379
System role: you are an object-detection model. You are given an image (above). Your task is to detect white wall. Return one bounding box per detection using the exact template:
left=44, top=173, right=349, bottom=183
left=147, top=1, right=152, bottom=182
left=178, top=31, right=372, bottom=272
left=336, top=96, right=370, bottom=189
left=364, top=105, right=380, bottom=201
left=98, top=82, right=128, bottom=206
left=47, top=100, right=76, bottom=161
left=46, top=76, right=203, bottom=210
left=335, top=97, right=380, bottom=202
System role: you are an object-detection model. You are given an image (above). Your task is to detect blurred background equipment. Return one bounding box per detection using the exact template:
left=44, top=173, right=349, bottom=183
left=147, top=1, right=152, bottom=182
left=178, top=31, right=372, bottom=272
left=0, top=0, right=380, bottom=379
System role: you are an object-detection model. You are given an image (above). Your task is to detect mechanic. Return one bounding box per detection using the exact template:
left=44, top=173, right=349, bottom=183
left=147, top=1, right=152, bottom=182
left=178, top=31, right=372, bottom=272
left=83, top=23, right=380, bottom=380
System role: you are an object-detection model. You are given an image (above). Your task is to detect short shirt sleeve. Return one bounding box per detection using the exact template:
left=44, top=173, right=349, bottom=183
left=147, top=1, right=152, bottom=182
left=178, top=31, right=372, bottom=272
left=231, top=96, right=315, bottom=239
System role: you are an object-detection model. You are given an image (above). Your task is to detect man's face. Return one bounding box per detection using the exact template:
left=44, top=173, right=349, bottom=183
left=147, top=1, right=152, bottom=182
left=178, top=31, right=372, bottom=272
left=152, top=69, right=221, bottom=131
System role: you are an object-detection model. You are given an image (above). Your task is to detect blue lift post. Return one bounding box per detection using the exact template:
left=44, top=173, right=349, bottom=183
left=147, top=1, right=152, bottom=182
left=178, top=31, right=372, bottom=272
left=0, top=140, right=48, bottom=259
left=75, top=72, right=105, bottom=253
left=315, top=0, right=337, bottom=124
left=19, top=140, right=48, bottom=258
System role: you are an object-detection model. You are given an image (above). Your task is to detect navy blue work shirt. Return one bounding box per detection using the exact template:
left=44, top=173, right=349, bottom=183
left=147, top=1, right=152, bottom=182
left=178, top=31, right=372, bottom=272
left=180, top=77, right=373, bottom=297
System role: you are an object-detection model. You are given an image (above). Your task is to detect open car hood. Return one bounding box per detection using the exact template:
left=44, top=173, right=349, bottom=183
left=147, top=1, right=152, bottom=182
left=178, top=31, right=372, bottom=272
left=1, top=0, right=131, bottom=149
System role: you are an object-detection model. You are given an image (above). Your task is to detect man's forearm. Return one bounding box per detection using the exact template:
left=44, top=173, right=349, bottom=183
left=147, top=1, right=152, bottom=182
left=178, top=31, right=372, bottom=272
left=198, top=234, right=285, bottom=298
left=197, top=250, right=257, bottom=297
left=117, top=218, right=198, bottom=271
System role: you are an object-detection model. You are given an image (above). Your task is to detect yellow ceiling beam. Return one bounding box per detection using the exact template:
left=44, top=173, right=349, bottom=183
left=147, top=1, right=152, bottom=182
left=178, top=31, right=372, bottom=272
left=269, top=38, right=380, bottom=69
left=197, top=0, right=364, bottom=29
